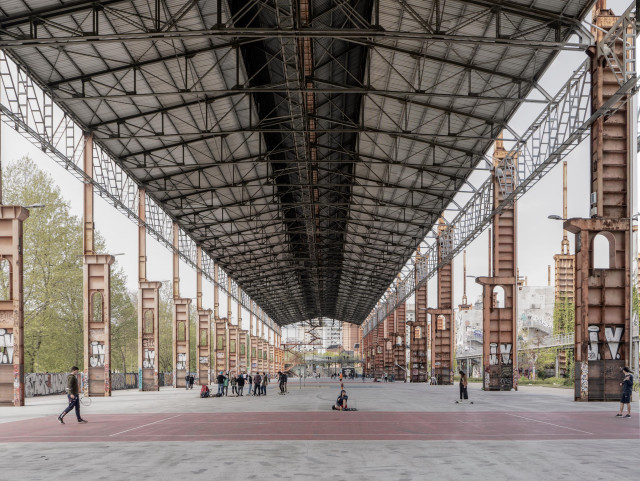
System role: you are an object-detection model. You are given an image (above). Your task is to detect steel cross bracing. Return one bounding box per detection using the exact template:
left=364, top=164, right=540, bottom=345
left=364, top=3, right=639, bottom=336
left=0, top=0, right=602, bottom=325
left=0, top=52, right=280, bottom=337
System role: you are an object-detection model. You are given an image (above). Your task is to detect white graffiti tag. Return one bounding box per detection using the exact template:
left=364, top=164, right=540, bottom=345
left=90, top=341, right=105, bottom=367
left=489, top=343, right=498, bottom=365
left=587, top=326, right=600, bottom=361
left=604, top=327, right=624, bottom=360
left=177, top=353, right=186, bottom=370
left=0, top=328, right=14, bottom=364
left=500, top=343, right=512, bottom=365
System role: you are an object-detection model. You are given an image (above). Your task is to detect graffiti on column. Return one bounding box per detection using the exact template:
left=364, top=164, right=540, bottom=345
left=580, top=361, right=588, bottom=399
left=89, top=341, right=105, bottom=367
left=500, top=343, right=512, bottom=364
left=587, top=325, right=600, bottom=360
left=604, top=326, right=623, bottom=360
left=143, top=338, right=155, bottom=368
left=177, top=353, right=186, bottom=370
left=489, top=343, right=498, bottom=365
left=0, top=329, right=14, bottom=364
left=199, top=356, right=209, bottom=366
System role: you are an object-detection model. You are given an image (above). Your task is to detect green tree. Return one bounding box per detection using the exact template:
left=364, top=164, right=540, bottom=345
left=553, top=296, right=575, bottom=335
left=2, top=157, right=135, bottom=372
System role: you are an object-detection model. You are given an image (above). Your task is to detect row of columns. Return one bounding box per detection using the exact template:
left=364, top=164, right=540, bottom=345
left=0, top=131, right=283, bottom=405
left=361, top=3, right=635, bottom=398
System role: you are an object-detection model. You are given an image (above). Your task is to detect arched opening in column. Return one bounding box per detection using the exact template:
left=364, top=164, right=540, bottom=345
left=492, top=286, right=506, bottom=308
left=91, top=292, right=103, bottom=322
left=143, top=310, right=154, bottom=334
left=0, top=259, right=11, bottom=300
left=592, top=232, right=615, bottom=269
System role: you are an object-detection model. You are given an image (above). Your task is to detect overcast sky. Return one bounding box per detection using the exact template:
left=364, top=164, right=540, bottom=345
left=1, top=0, right=637, bottom=328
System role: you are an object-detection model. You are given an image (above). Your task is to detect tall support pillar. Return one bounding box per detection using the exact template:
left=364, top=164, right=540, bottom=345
left=248, top=301, right=254, bottom=372
left=172, top=223, right=191, bottom=388
left=227, top=277, right=234, bottom=373
left=392, top=277, right=407, bottom=381
left=427, top=219, right=455, bottom=385
left=554, top=162, right=576, bottom=302
left=237, top=287, right=247, bottom=374
left=139, top=281, right=161, bottom=391
left=137, top=189, right=161, bottom=391
left=410, top=250, right=428, bottom=382
left=0, top=206, right=29, bottom=405
left=82, top=134, right=114, bottom=397
left=567, top=2, right=635, bottom=401
left=476, top=137, right=518, bottom=391
left=375, top=320, right=384, bottom=378
left=196, top=247, right=211, bottom=385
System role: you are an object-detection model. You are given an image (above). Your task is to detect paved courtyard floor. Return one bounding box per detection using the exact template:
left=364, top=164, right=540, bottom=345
left=0, top=379, right=637, bottom=480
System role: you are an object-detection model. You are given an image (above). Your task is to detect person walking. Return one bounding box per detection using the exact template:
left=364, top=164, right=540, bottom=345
left=459, top=370, right=469, bottom=401
left=253, top=373, right=262, bottom=396
left=185, top=373, right=190, bottom=390
left=261, top=372, right=268, bottom=395
left=237, top=373, right=245, bottom=396
left=616, top=366, right=633, bottom=418
left=57, top=367, right=87, bottom=424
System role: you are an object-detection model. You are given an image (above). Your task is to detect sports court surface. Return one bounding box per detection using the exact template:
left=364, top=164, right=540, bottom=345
left=0, top=380, right=637, bottom=480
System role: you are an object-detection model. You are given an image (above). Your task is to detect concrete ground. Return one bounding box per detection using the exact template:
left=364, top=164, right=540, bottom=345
left=0, top=379, right=637, bottom=480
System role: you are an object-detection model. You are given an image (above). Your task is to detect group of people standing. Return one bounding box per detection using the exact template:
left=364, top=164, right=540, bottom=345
left=212, top=371, right=273, bottom=396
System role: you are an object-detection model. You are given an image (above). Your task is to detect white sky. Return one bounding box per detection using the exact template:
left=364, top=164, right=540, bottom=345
left=0, top=0, right=637, bottom=326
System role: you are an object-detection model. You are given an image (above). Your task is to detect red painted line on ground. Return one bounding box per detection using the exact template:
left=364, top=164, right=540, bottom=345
left=0, top=411, right=637, bottom=443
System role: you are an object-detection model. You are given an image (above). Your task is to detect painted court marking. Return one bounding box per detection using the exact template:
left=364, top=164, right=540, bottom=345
left=504, top=413, right=593, bottom=435
left=109, top=413, right=183, bottom=437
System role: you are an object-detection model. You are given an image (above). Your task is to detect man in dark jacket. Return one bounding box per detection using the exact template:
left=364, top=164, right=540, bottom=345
left=237, top=373, right=245, bottom=396
left=216, top=371, right=226, bottom=396
left=57, top=367, right=87, bottom=424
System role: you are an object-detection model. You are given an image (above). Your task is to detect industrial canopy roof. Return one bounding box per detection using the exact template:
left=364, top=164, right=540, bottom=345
left=0, top=0, right=595, bottom=326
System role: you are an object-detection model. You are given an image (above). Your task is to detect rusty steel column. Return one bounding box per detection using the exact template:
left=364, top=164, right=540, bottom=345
left=410, top=249, right=429, bottom=382
left=393, top=277, right=407, bottom=381
left=566, top=2, right=633, bottom=401
left=138, top=281, right=161, bottom=391
left=0, top=206, right=29, bottom=406
left=172, top=222, right=190, bottom=388
left=248, top=301, right=254, bottom=372
left=427, top=219, right=455, bottom=385
left=554, top=162, right=576, bottom=302
left=196, top=247, right=211, bottom=386
left=226, top=277, right=233, bottom=373
left=137, top=189, right=161, bottom=391
left=82, top=134, right=114, bottom=397
left=237, top=286, right=247, bottom=375
left=476, top=137, right=518, bottom=392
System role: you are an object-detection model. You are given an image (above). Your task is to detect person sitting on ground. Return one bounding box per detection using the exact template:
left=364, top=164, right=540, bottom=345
left=200, top=384, right=210, bottom=398
left=332, top=389, right=348, bottom=411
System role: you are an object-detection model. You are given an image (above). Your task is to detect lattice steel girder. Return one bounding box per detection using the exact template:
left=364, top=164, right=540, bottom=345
left=0, top=28, right=590, bottom=50
left=0, top=51, right=272, bottom=326
left=363, top=7, right=639, bottom=335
